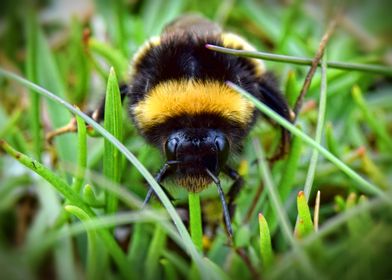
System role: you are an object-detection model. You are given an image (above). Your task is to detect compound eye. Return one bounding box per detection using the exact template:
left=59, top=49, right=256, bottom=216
left=165, top=137, right=179, bottom=159
left=215, top=135, right=227, bottom=152
left=214, top=135, right=229, bottom=165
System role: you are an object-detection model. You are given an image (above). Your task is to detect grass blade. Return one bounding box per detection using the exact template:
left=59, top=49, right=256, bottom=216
left=258, top=213, right=274, bottom=270
left=145, top=225, right=167, bottom=280
left=206, top=45, right=392, bottom=76
left=103, top=68, right=123, bottom=214
left=65, top=205, right=99, bottom=280
left=72, top=114, right=87, bottom=193
left=303, top=55, right=328, bottom=199
left=295, top=191, right=314, bottom=239
left=188, top=192, right=203, bottom=252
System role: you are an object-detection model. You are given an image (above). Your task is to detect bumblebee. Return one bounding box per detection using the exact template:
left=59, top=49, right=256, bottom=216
left=116, top=15, right=291, bottom=236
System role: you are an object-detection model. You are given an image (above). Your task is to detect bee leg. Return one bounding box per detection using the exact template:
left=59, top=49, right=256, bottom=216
left=46, top=84, right=129, bottom=143
left=142, top=160, right=178, bottom=207
left=206, top=168, right=233, bottom=238
left=223, top=166, right=244, bottom=219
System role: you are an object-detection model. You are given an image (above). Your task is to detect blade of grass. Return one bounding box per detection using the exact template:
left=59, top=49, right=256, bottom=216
left=325, top=122, right=340, bottom=156
left=188, top=192, right=203, bottom=252
left=65, top=205, right=99, bottom=280
left=83, top=184, right=105, bottom=208
left=295, top=191, right=314, bottom=239
left=128, top=223, right=150, bottom=275
left=88, top=38, right=129, bottom=80
left=72, top=114, right=87, bottom=193
left=145, top=225, right=167, bottom=280
left=303, top=55, right=328, bottom=199
left=352, top=85, right=392, bottom=153
left=285, top=70, right=300, bottom=107
left=206, top=45, right=392, bottom=76
left=34, top=26, right=77, bottom=166
left=227, top=81, right=387, bottom=201
left=258, top=213, right=274, bottom=270
left=104, top=68, right=123, bottom=214
left=266, top=132, right=303, bottom=234
left=252, top=139, right=294, bottom=245
left=161, top=258, right=179, bottom=280
left=25, top=11, right=42, bottom=160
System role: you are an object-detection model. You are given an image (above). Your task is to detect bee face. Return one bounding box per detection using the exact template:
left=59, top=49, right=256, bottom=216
left=164, top=128, right=229, bottom=191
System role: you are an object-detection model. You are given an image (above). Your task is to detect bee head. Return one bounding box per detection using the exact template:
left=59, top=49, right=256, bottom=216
left=164, top=129, right=229, bottom=188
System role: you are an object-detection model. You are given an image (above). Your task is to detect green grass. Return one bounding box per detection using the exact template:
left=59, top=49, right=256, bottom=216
left=1, top=1, right=392, bottom=279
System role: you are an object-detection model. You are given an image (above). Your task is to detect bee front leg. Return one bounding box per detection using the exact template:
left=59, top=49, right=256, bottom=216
left=223, top=166, right=244, bottom=221
left=142, top=160, right=179, bottom=207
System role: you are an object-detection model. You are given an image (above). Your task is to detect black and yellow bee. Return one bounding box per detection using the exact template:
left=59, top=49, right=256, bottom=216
left=99, top=15, right=291, bottom=236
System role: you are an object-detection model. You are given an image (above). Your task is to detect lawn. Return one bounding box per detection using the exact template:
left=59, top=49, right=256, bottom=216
left=0, top=0, right=391, bottom=279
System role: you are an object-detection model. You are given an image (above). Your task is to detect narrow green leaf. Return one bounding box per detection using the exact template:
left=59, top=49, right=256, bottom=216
left=162, top=250, right=190, bottom=278
left=303, top=55, right=328, bottom=200
left=65, top=205, right=99, bottom=280
left=104, top=68, right=123, bottom=214
left=72, top=114, right=87, bottom=193
left=37, top=28, right=77, bottom=165
left=128, top=223, right=151, bottom=275
left=252, top=139, right=295, bottom=246
left=83, top=184, right=105, bottom=208
left=360, top=150, right=388, bottom=189
left=145, top=225, right=167, bottom=280
left=88, top=39, right=128, bottom=80
left=206, top=45, right=392, bottom=76
left=0, top=108, right=23, bottom=139
left=285, top=70, right=299, bottom=107
left=258, top=213, right=274, bottom=269
left=25, top=11, right=42, bottom=160
left=325, top=122, right=340, bottom=156
left=267, top=132, right=303, bottom=234
left=161, top=258, right=179, bottom=280
left=352, top=85, right=392, bottom=153
left=188, top=192, right=203, bottom=252
left=295, top=191, right=314, bottom=239
left=278, top=0, right=303, bottom=51
left=346, top=193, right=361, bottom=236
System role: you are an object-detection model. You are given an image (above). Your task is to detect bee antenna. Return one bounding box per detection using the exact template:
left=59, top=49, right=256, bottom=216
left=205, top=168, right=233, bottom=238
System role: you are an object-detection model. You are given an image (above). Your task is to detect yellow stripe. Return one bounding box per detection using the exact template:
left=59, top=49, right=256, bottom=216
left=133, top=80, right=255, bottom=130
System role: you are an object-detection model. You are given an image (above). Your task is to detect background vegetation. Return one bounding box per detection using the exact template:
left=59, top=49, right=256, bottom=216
left=0, top=0, right=391, bottom=279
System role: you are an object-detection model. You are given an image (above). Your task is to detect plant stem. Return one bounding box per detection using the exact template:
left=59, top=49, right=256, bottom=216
left=303, top=55, right=328, bottom=199
left=206, top=45, right=392, bottom=76
left=188, top=192, right=203, bottom=252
